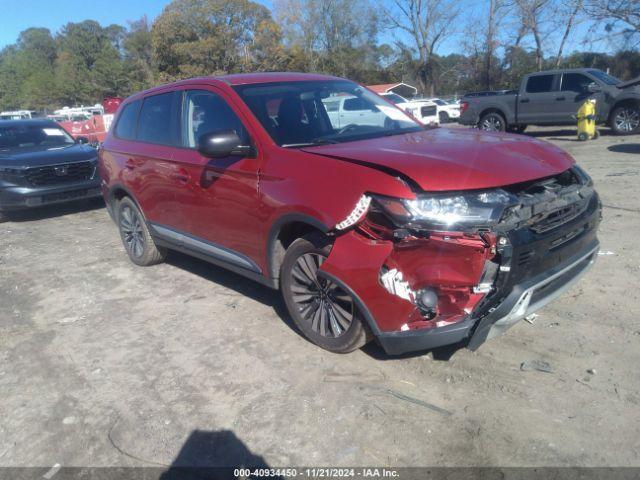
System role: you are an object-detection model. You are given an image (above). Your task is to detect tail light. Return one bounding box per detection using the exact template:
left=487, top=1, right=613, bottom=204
left=460, top=101, right=469, bottom=115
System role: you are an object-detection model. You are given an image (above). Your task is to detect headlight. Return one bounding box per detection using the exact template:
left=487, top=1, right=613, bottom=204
left=374, top=190, right=516, bottom=229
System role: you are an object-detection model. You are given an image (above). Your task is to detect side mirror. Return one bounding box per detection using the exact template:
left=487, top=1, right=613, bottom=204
left=76, top=136, right=90, bottom=144
left=197, top=130, right=256, bottom=158
left=587, top=83, right=602, bottom=93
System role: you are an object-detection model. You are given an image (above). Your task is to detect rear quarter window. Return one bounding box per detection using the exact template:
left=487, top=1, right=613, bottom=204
left=113, top=100, right=141, bottom=140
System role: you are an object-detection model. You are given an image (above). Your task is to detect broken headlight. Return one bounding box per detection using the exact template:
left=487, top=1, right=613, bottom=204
left=373, top=190, right=516, bottom=229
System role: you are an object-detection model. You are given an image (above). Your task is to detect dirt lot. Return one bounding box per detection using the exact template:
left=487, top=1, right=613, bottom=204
left=1, top=125, right=639, bottom=470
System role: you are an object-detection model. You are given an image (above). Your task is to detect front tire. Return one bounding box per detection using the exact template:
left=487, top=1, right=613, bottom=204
left=281, top=234, right=371, bottom=353
left=117, top=197, right=166, bottom=266
left=479, top=112, right=506, bottom=132
left=439, top=111, right=449, bottom=123
left=610, top=105, right=640, bottom=135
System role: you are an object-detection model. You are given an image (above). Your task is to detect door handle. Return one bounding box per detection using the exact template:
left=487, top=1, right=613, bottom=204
left=520, top=98, right=530, bottom=103
left=556, top=96, right=566, bottom=101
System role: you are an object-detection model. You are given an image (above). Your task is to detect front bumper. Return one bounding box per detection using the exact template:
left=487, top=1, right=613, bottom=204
left=0, top=179, right=101, bottom=211
left=319, top=189, right=601, bottom=356
left=377, top=240, right=598, bottom=355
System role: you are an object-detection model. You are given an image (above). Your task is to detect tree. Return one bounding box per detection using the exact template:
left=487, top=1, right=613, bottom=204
left=151, top=0, right=283, bottom=80
left=586, top=0, right=640, bottom=48
left=383, top=0, right=461, bottom=95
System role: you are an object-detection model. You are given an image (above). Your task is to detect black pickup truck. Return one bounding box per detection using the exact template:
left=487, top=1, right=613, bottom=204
left=459, top=68, right=640, bottom=135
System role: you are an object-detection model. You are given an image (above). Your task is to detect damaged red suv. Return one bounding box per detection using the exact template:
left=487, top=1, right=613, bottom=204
left=99, top=73, right=601, bottom=355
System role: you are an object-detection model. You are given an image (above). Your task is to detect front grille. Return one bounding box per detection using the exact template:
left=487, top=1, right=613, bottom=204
left=421, top=105, right=437, bottom=117
left=24, top=161, right=94, bottom=186
left=530, top=202, right=588, bottom=234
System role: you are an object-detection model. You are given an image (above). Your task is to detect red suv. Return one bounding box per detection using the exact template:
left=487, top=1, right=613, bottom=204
left=98, top=73, right=601, bottom=355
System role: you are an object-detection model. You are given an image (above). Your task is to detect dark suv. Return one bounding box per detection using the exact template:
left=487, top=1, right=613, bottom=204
left=99, top=73, right=601, bottom=355
left=0, top=119, right=101, bottom=220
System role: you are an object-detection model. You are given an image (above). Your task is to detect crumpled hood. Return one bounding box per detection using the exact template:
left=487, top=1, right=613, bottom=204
left=302, top=127, right=575, bottom=192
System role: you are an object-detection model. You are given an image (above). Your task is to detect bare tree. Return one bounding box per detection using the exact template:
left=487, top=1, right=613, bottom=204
left=554, top=0, right=584, bottom=67
left=585, top=0, right=640, bottom=48
left=514, top=0, right=553, bottom=70
left=383, top=0, right=461, bottom=95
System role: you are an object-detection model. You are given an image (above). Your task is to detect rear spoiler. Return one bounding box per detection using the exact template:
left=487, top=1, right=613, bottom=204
left=616, top=76, right=640, bottom=89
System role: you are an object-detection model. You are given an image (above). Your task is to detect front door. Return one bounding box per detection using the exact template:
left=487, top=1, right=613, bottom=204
left=557, top=72, right=603, bottom=123
left=170, top=87, right=263, bottom=271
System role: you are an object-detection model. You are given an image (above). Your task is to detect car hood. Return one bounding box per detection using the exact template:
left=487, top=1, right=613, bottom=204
left=0, top=144, right=97, bottom=168
left=616, top=76, right=640, bottom=89
left=302, top=127, right=575, bottom=192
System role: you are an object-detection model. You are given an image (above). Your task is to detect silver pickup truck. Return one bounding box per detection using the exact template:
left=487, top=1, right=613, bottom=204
left=459, top=68, right=640, bottom=135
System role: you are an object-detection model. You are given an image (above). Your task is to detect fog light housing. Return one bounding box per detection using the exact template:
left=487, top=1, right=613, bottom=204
left=416, top=288, right=438, bottom=319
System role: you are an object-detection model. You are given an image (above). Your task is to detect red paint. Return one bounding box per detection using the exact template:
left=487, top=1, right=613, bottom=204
left=99, top=73, right=579, bottom=335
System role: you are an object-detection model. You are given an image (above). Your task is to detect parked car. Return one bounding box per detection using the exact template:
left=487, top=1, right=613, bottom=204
left=425, top=97, right=460, bottom=123
left=99, top=73, right=601, bottom=355
left=0, top=120, right=101, bottom=221
left=460, top=68, right=640, bottom=134
left=0, top=110, right=43, bottom=120
left=379, top=93, right=439, bottom=125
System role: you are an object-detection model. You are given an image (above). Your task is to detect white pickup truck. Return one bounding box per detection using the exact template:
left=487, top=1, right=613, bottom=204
left=380, top=93, right=439, bottom=125
left=321, top=94, right=439, bottom=128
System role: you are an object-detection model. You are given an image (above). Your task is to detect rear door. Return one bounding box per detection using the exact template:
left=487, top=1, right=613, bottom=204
left=129, top=90, right=187, bottom=230
left=517, top=74, right=560, bottom=124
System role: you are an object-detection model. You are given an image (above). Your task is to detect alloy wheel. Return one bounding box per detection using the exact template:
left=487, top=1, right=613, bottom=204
left=290, top=253, right=354, bottom=338
left=120, top=205, right=145, bottom=258
left=481, top=115, right=503, bottom=132
left=614, top=108, right=640, bottom=133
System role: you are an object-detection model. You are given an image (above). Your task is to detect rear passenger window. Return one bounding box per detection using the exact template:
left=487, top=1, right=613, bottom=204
left=526, top=75, right=555, bottom=93
left=137, top=92, right=181, bottom=145
left=343, top=97, right=369, bottom=111
left=113, top=100, right=140, bottom=140
left=183, top=90, right=249, bottom=148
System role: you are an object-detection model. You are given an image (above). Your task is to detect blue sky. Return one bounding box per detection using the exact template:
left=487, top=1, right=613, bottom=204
left=0, top=0, right=607, bottom=54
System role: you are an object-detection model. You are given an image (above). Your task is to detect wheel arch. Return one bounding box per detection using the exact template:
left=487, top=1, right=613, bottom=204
left=479, top=107, right=507, bottom=122
left=607, top=97, right=640, bottom=123
left=267, top=213, right=331, bottom=286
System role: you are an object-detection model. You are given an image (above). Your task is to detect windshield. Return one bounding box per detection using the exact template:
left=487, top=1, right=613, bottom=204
left=0, top=125, right=75, bottom=151
left=588, top=70, right=620, bottom=85
left=233, top=80, right=422, bottom=147
left=433, top=99, right=447, bottom=106
left=381, top=93, right=406, bottom=104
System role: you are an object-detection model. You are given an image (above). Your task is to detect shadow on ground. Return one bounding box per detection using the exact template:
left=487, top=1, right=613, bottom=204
left=1, top=198, right=104, bottom=222
left=159, top=429, right=281, bottom=480
left=608, top=143, right=640, bottom=154
left=167, top=250, right=464, bottom=362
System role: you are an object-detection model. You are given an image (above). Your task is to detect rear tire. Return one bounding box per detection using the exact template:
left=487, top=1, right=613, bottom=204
left=578, top=132, right=588, bottom=141
left=610, top=105, right=640, bottom=135
left=439, top=111, right=449, bottom=123
left=116, top=197, right=166, bottom=266
left=280, top=234, right=371, bottom=353
left=479, top=112, right=506, bottom=132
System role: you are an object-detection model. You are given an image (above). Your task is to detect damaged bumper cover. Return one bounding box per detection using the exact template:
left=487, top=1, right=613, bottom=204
left=378, top=239, right=598, bottom=355
left=319, top=170, right=601, bottom=356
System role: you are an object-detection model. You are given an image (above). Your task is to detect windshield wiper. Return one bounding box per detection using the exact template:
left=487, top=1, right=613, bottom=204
left=282, top=138, right=340, bottom=148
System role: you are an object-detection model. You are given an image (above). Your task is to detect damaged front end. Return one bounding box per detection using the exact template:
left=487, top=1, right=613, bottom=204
left=318, top=166, right=601, bottom=355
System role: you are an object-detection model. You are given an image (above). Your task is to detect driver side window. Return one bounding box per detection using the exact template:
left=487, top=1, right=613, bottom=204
left=183, top=90, right=249, bottom=148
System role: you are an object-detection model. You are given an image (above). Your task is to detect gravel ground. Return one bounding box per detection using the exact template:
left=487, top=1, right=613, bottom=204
left=1, top=125, right=639, bottom=469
